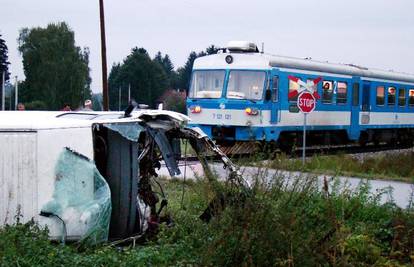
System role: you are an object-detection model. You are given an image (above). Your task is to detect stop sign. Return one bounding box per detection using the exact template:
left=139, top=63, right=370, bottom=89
left=297, top=92, right=316, bottom=113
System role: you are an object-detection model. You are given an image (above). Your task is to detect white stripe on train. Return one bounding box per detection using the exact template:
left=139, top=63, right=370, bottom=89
left=188, top=109, right=414, bottom=127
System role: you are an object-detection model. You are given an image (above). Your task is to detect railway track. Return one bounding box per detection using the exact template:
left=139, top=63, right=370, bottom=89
left=292, top=143, right=414, bottom=158
left=176, top=143, right=414, bottom=163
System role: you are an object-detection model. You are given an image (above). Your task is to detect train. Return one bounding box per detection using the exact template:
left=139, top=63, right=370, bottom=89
left=186, top=41, right=414, bottom=153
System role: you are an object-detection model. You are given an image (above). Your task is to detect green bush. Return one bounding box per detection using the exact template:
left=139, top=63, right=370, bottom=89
left=1, top=174, right=414, bottom=266
left=266, top=151, right=414, bottom=182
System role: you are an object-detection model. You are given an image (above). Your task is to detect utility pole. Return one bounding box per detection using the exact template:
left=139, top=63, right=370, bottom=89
left=1, top=71, right=5, bottom=111
left=128, top=84, right=131, bottom=103
left=99, top=0, right=109, bottom=111
left=14, top=76, right=18, bottom=110
left=118, top=87, right=121, bottom=111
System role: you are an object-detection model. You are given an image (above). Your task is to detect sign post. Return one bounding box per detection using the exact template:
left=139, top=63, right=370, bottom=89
left=297, top=91, right=316, bottom=165
left=288, top=75, right=321, bottom=165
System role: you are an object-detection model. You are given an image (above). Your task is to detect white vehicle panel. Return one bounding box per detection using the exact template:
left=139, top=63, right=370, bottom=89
left=0, top=132, right=38, bottom=225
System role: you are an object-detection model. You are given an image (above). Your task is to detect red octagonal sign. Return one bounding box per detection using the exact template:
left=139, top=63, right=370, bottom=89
left=297, top=91, right=316, bottom=113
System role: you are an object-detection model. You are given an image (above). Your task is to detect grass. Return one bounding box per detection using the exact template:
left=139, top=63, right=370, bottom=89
left=254, top=150, right=414, bottom=183
left=2, top=173, right=414, bottom=266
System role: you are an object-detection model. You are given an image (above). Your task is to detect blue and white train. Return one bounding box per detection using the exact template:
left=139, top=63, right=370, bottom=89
left=186, top=41, right=414, bottom=152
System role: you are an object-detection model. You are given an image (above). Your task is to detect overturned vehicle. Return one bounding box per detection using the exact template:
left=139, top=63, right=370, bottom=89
left=0, top=109, right=241, bottom=244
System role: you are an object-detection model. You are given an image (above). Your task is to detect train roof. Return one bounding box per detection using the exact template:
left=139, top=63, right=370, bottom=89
left=193, top=52, right=414, bottom=84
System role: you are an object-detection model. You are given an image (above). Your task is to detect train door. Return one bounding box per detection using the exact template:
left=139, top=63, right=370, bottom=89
left=269, top=73, right=280, bottom=124
left=349, top=80, right=360, bottom=140
left=359, top=81, right=372, bottom=132
left=362, top=81, right=371, bottom=112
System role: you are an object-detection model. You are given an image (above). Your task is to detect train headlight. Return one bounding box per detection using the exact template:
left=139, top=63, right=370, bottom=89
left=190, top=105, right=202, bottom=113
left=245, top=107, right=258, bottom=116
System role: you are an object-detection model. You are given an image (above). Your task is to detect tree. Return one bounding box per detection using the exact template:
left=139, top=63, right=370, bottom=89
left=206, top=44, right=219, bottom=55
left=18, top=22, right=91, bottom=110
left=153, top=52, right=176, bottom=88
left=0, top=33, right=10, bottom=110
left=108, top=47, right=169, bottom=110
left=176, top=51, right=198, bottom=90
left=159, top=89, right=186, bottom=114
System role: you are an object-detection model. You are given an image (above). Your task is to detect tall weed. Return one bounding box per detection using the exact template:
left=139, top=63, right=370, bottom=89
left=1, top=170, right=414, bottom=266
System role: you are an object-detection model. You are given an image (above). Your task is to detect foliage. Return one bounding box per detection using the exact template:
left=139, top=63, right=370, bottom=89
left=154, top=51, right=178, bottom=89
left=24, top=100, right=48, bottom=110
left=0, top=33, right=10, bottom=82
left=265, top=151, right=414, bottom=183
left=107, top=44, right=218, bottom=110
left=18, top=22, right=91, bottom=110
left=108, top=48, right=168, bottom=110
left=0, top=33, right=10, bottom=110
left=158, top=89, right=186, bottom=114
left=2, top=172, right=414, bottom=266
left=176, top=51, right=198, bottom=91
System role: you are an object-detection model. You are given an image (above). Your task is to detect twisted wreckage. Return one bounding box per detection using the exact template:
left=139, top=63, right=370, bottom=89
left=0, top=109, right=243, bottom=244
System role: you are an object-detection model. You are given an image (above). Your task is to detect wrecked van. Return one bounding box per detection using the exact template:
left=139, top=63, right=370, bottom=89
left=0, top=109, right=240, bottom=244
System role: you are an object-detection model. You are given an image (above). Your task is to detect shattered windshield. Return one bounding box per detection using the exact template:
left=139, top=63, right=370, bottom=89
left=41, top=148, right=111, bottom=245
left=189, top=70, right=225, bottom=99
left=227, top=70, right=266, bottom=100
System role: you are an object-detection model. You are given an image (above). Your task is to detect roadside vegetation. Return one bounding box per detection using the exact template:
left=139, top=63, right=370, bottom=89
left=253, top=150, right=414, bottom=183
left=1, top=173, right=414, bottom=266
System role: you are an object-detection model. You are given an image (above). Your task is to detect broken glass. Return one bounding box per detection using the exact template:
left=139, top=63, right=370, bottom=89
left=103, top=122, right=144, bottom=142
left=41, top=148, right=112, bottom=245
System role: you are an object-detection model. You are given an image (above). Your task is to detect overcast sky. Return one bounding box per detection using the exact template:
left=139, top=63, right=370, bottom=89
left=1, top=0, right=413, bottom=93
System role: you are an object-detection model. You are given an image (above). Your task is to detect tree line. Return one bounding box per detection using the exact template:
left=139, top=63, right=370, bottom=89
left=0, top=33, right=10, bottom=110
left=1, top=21, right=218, bottom=112
left=108, top=44, right=218, bottom=112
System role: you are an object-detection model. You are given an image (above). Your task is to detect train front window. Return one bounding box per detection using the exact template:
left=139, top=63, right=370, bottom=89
left=189, top=70, right=225, bottom=98
left=227, top=71, right=266, bottom=100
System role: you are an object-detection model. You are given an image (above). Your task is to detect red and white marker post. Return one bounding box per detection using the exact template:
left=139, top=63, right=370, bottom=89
left=288, top=76, right=321, bottom=165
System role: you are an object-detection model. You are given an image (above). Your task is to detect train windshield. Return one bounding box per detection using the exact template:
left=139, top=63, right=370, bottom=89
left=189, top=70, right=225, bottom=98
left=227, top=71, right=266, bottom=100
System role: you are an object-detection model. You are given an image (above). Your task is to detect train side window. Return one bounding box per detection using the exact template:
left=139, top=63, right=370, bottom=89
left=388, top=86, right=396, bottom=106
left=409, top=89, right=414, bottom=106
left=376, top=86, right=385, bottom=106
left=322, top=81, right=333, bottom=103
left=352, top=83, right=359, bottom=106
left=272, top=76, right=278, bottom=102
left=398, top=88, right=406, bottom=107
left=288, top=79, right=299, bottom=102
left=337, top=82, right=347, bottom=104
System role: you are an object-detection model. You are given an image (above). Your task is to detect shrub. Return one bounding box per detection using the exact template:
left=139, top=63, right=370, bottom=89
left=1, top=174, right=414, bottom=266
